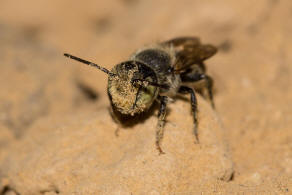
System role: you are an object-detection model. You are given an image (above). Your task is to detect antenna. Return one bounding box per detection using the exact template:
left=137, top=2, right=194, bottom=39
left=64, top=53, right=116, bottom=77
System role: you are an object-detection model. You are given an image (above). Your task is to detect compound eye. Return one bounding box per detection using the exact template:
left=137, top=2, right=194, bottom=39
left=124, top=62, right=135, bottom=70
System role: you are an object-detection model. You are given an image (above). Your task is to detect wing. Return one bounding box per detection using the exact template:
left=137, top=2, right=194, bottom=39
left=161, top=37, right=217, bottom=72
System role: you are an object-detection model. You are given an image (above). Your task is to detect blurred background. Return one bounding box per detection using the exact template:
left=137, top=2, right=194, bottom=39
left=0, top=0, right=291, bottom=193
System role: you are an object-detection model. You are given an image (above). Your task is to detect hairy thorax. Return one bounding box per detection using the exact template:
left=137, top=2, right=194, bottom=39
left=132, top=46, right=181, bottom=98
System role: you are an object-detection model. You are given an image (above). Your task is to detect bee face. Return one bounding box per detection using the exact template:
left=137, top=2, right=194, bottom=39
left=108, top=61, right=159, bottom=116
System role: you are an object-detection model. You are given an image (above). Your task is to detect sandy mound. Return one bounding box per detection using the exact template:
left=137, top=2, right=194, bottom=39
left=0, top=97, right=233, bottom=194
left=0, top=0, right=292, bottom=194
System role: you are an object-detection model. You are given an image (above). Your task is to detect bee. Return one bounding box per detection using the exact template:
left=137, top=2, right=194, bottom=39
left=64, top=37, right=217, bottom=154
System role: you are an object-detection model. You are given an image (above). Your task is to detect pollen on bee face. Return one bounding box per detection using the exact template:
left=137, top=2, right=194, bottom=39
left=108, top=77, right=137, bottom=112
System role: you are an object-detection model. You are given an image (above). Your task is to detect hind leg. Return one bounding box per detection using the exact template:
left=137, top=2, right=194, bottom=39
left=181, top=71, right=215, bottom=108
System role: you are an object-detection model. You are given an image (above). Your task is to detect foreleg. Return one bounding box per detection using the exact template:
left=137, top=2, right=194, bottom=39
left=156, top=96, right=168, bottom=155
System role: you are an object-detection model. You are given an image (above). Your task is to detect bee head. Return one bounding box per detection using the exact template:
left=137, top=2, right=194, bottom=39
left=108, top=61, right=159, bottom=116
left=64, top=54, right=160, bottom=116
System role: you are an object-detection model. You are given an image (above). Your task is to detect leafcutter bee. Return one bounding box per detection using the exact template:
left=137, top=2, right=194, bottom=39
left=64, top=37, right=217, bottom=154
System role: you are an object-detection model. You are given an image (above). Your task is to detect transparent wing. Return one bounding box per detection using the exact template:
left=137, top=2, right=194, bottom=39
left=162, top=37, right=217, bottom=72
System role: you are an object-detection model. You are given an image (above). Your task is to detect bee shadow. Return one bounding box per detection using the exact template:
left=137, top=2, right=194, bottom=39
left=113, top=94, right=194, bottom=130
left=111, top=102, right=174, bottom=131
left=110, top=102, right=160, bottom=130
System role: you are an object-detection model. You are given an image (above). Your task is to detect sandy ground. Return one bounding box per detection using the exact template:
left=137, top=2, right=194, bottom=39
left=0, top=0, right=292, bottom=194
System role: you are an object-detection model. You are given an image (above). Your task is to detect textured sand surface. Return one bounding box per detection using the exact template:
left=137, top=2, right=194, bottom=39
left=0, top=98, right=233, bottom=194
left=0, top=0, right=292, bottom=194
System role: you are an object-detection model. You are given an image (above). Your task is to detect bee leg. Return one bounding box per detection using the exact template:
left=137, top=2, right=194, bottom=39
left=114, top=128, right=120, bottom=137
left=181, top=72, right=215, bottom=108
left=109, top=107, right=122, bottom=137
left=178, top=86, right=199, bottom=143
left=204, top=75, right=215, bottom=108
left=156, top=96, right=168, bottom=155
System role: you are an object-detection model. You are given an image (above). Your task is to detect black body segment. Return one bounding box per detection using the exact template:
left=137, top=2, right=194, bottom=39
left=134, top=49, right=172, bottom=75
